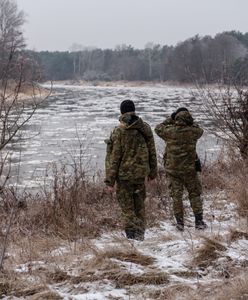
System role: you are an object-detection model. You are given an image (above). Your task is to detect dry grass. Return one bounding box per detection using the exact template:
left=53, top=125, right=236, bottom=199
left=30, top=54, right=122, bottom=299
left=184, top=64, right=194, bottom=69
left=1, top=149, right=247, bottom=299
left=1, top=160, right=170, bottom=246
left=220, top=153, right=248, bottom=218
left=202, top=152, right=248, bottom=219
left=0, top=271, right=46, bottom=298
left=14, top=286, right=46, bottom=298
left=146, top=168, right=171, bottom=226
left=43, top=253, right=168, bottom=289
left=114, top=271, right=169, bottom=287
left=46, top=269, right=71, bottom=283
left=231, top=175, right=248, bottom=218
left=10, top=235, right=63, bottom=266
left=76, top=258, right=122, bottom=283
left=229, top=229, right=248, bottom=242
left=8, top=176, right=121, bottom=241
left=19, top=150, right=243, bottom=242
left=193, top=236, right=226, bottom=267
left=171, top=270, right=199, bottom=278
left=216, top=274, right=248, bottom=300
left=201, top=161, right=227, bottom=191
left=72, top=243, right=157, bottom=281
left=0, top=281, right=11, bottom=296
left=148, top=284, right=195, bottom=300
left=148, top=275, right=248, bottom=300
left=30, top=291, right=63, bottom=300
left=155, top=233, right=176, bottom=243
left=0, top=157, right=171, bottom=273
left=70, top=243, right=168, bottom=288
left=100, top=246, right=156, bottom=266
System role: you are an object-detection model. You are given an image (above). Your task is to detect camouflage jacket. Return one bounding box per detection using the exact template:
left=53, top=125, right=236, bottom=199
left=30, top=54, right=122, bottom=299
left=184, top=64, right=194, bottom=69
left=105, top=113, right=157, bottom=187
left=155, top=111, right=203, bottom=175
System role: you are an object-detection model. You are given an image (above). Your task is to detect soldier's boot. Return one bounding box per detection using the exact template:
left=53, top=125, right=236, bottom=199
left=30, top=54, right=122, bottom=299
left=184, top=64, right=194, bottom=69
left=195, top=213, right=207, bottom=230
left=125, top=229, right=135, bottom=239
left=175, top=216, right=184, bottom=231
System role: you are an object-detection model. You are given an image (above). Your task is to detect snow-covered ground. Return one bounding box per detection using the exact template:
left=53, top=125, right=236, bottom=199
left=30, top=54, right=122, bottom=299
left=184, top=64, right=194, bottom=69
left=2, top=188, right=247, bottom=300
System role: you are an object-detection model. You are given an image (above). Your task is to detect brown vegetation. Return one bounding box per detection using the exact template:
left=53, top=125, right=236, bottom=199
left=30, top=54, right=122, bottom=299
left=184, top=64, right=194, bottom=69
left=229, top=229, right=248, bottom=242
left=216, top=274, right=248, bottom=300
left=201, top=150, right=248, bottom=220
left=13, top=170, right=122, bottom=241
left=195, top=85, right=248, bottom=159
left=193, top=236, right=226, bottom=267
left=1, top=149, right=248, bottom=298
left=99, top=246, right=156, bottom=266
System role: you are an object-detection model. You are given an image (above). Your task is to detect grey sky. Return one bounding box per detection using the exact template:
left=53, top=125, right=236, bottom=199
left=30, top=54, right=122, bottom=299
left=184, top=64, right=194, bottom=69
left=16, top=0, right=248, bottom=51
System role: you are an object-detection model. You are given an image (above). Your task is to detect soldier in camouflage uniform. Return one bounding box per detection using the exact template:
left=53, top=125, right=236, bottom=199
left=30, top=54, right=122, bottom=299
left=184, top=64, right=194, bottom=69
left=105, top=100, right=157, bottom=240
left=162, top=108, right=202, bottom=171
left=155, top=109, right=207, bottom=231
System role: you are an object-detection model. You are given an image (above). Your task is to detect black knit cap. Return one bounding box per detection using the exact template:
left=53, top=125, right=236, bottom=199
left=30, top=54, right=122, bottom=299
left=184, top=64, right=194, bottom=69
left=176, top=107, right=188, bottom=114
left=120, top=100, right=135, bottom=114
left=171, top=107, right=189, bottom=120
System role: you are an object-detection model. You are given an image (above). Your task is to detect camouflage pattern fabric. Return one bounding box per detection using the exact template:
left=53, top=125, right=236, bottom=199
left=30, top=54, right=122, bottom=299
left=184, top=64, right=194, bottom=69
left=155, top=111, right=203, bottom=176
left=159, top=116, right=202, bottom=171
left=105, top=112, right=157, bottom=239
left=167, top=173, right=203, bottom=218
left=116, top=180, right=146, bottom=234
left=155, top=111, right=204, bottom=219
left=160, top=116, right=174, bottom=166
left=105, top=112, right=157, bottom=187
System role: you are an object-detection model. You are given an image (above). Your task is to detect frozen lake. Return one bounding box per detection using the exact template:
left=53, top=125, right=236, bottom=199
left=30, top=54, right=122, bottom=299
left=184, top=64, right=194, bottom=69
left=6, top=84, right=221, bottom=189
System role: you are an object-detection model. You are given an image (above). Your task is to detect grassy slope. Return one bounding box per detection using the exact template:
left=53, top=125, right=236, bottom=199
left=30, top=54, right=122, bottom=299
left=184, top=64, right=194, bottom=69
left=0, top=158, right=248, bottom=300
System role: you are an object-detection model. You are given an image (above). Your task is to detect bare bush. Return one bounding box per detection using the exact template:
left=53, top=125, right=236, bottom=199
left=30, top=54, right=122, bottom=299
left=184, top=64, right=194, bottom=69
left=200, top=150, right=248, bottom=220
left=11, top=164, right=121, bottom=240
left=195, top=84, right=248, bottom=160
left=228, top=164, right=248, bottom=218
left=0, top=0, right=49, bottom=272
left=201, top=158, right=227, bottom=191
left=146, top=167, right=170, bottom=226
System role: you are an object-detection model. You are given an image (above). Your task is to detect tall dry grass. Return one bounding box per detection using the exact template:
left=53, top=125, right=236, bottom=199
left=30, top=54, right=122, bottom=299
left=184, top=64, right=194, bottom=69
left=2, top=148, right=247, bottom=250
left=1, top=148, right=247, bottom=248
left=14, top=167, right=121, bottom=241
left=1, top=160, right=172, bottom=247
left=216, top=274, right=248, bottom=300
left=0, top=160, right=247, bottom=299
left=201, top=150, right=248, bottom=220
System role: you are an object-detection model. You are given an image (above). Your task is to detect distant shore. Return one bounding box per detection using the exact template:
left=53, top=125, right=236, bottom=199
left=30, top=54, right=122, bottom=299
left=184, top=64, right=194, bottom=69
left=48, top=79, right=195, bottom=88
left=0, top=84, right=52, bottom=105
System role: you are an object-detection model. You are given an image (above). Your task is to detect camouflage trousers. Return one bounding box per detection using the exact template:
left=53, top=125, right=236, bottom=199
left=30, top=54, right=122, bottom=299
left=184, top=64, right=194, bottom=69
left=116, top=180, right=146, bottom=235
left=167, top=172, right=203, bottom=219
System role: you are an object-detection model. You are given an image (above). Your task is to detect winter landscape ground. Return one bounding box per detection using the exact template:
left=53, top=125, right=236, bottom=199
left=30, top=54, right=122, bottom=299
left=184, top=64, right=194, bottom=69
left=0, top=83, right=247, bottom=300
left=1, top=159, right=248, bottom=300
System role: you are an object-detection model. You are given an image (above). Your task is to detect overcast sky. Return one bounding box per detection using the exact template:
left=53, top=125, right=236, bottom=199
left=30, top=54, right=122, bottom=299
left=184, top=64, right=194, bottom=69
left=16, top=0, right=248, bottom=51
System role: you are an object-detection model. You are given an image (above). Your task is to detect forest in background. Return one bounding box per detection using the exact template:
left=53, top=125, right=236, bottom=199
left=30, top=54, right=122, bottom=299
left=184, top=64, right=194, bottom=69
left=27, top=31, right=248, bottom=84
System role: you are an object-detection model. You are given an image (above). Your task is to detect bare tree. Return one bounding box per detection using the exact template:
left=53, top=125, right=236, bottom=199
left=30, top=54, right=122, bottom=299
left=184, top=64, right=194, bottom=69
left=0, top=0, right=50, bottom=271
left=0, top=0, right=25, bottom=80
left=195, top=83, right=248, bottom=160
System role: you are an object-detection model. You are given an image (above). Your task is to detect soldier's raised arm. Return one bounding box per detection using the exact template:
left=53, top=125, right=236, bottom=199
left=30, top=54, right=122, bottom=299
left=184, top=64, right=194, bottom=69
left=192, top=123, right=204, bottom=140
left=154, top=122, right=171, bottom=141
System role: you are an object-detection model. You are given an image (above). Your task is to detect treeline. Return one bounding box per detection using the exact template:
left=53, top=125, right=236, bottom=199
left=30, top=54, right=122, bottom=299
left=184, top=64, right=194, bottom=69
left=28, top=31, right=248, bottom=84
